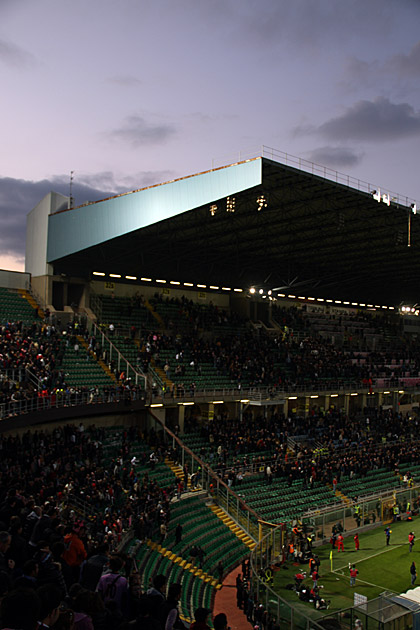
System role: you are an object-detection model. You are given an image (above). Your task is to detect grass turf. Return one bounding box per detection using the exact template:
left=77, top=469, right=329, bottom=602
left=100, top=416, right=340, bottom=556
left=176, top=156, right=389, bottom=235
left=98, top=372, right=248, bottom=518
left=272, top=518, right=419, bottom=617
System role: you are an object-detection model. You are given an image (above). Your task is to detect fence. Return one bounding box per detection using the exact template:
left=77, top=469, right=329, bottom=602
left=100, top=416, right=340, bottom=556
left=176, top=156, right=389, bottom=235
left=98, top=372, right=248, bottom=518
left=250, top=523, right=327, bottom=630
left=302, top=484, right=420, bottom=543
left=0, top=388, right=145, bottom=420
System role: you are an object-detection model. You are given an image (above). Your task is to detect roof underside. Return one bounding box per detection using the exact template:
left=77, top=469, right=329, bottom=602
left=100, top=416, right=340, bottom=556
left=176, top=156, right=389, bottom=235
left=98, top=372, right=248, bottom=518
left=51, top=158, right=420, bottom=305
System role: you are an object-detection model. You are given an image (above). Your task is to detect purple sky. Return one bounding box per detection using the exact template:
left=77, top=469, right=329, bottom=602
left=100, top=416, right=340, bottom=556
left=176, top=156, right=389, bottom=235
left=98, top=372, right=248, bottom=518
left=1, top=0, right=420, bottom=271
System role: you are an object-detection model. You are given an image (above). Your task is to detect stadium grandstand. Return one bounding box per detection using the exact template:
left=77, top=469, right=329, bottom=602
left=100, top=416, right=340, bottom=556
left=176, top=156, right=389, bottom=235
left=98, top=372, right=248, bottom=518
left=0, top=149, right=420, bottom=629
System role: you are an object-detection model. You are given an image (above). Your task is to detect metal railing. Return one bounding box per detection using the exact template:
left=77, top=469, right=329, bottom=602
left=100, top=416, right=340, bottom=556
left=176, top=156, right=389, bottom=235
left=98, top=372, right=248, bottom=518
left=89, top=322, right=147, bottom=389
left=250, top=523, right=326, bottom=630
left=0, top=388, right=145, bottom=420
left=211, top=145, right=418, bottom=208
left=148, top=411, right=259, bottom=541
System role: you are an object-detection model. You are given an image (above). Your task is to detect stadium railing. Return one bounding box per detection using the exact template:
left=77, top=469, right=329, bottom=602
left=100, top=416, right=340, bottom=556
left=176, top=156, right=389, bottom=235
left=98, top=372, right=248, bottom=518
left=148, top=410, right=260, bottom=542
left=250, top=522, right=326, bottom=630
left=302, top=484, right=420, bottom=542
left=0, top=388, right=146, bottom=420
left=90, top=320, right=147, bottom=389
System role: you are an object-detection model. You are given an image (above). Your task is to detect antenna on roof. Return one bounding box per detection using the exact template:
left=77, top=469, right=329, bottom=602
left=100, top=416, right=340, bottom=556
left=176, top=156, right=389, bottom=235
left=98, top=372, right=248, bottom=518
left=69, top=171, right=75, bottom=209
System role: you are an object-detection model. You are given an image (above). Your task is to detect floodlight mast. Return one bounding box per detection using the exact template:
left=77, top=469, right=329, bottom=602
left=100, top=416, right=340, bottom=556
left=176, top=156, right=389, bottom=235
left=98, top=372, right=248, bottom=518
left=69, top=171, right=74, bottom=209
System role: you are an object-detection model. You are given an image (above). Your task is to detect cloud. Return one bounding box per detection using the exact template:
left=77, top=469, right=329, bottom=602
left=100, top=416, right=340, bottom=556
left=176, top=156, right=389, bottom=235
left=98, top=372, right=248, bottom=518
left=0, top=38, right=34, bottom=68
left=0, top=176, right=115, bottom=263
left=108, top=115, right=176, bottom=147
left=307, top=146, right=363, bottom=168
left=345, top=40, right=420, bottom=88
left=106, top=75, right=142, bottom=87
left=317, top=97, right=420, bottom=141
left=387, top=41, right=420, bottom=76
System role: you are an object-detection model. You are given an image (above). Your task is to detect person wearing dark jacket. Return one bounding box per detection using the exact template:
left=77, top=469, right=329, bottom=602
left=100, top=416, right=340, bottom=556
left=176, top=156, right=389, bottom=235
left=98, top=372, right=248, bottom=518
left=163, top=583, right=187, bottom=630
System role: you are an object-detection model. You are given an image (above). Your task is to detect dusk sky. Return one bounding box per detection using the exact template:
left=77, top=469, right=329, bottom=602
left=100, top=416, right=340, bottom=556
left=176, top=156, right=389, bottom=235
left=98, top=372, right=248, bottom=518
left=1, top=0, right=420, bottom=271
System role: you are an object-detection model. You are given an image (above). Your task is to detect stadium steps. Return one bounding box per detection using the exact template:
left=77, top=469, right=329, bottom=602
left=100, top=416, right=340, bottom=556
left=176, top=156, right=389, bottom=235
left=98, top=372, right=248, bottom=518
left=165, top=457, right=203, bottom=492
left=76, top=335, right=118, bottom=382
left=146, top=538, right=221, bottom=589
left=151, top=359, right=174, bottom=389
left=209, top=505, right=256, bottom=550
left=145, top=299, right=165, bottom=327
left=327, top=483, right=351, bottom=505
left=17, top=288, right=44, bottom=318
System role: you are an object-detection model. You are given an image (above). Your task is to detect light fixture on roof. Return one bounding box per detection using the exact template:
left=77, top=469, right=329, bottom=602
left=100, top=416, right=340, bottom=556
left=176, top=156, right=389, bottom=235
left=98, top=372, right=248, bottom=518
left=170, top=281, right=180, bottom=285
left=125, top=275, right=137, bottom=280
left=109, top=274, right=121, bottom=278
left=411, top=203, right=417, bottom=215
left=141, top=277, right=152, bottom=282
left=209, top=204, right=218, bottom=216
left=156, top=279, right=166, bottom=283
left=250, top=287, right=256, bottom=294
left=259, top=289, right=264, bottom=294
left=226, top=197, right=236, bottom=213
left=256, top=195, right=267, bottom=211
left=93, top=271, right=105, bottom=276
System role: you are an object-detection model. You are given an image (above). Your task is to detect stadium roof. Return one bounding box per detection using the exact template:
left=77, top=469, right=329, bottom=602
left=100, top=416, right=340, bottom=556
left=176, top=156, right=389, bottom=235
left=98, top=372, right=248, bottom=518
left=48, top=155, right=420, bottom=305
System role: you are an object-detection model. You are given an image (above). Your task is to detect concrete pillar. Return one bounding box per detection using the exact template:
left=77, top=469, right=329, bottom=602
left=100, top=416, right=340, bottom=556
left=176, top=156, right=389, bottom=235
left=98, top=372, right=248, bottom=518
left=178, top=404, right=185, bottom=434
left=344, top=394, right=350, bottom=415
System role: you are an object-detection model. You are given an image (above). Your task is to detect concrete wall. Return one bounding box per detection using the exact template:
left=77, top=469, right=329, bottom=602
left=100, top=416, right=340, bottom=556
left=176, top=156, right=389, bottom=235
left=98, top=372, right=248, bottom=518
left=26, top=192, right=69, bottom=278
left=0, top=269, right=31, bottom=290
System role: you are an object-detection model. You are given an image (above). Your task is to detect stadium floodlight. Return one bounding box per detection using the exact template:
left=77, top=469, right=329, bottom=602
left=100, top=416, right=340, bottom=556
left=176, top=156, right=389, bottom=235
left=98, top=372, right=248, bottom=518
left=382, top=193, right=390, bottom=206
left=259, top=289, right=264, bottom=294
left=371, top=189, right=381, bottom=202
left=209, top=204, right=217, bottom=216
left=411, top=203, right=417, bottom=214
left=268, top=290, right=272, bottom=295
left=256, top=195, right=267, bottom=211
left=226, top=197, right=236, bottom=213
left=249, top=287, right=256, bottom=294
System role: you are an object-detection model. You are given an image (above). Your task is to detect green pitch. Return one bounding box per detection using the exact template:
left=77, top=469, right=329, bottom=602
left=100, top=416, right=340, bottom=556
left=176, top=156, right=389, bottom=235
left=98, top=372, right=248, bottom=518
left=272, top=519, right=419, bottom=616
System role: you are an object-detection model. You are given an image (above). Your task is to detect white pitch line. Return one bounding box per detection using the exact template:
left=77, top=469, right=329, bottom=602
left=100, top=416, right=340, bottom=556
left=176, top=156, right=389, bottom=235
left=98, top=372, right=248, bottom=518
left=334, top=544, right=405, bottom=572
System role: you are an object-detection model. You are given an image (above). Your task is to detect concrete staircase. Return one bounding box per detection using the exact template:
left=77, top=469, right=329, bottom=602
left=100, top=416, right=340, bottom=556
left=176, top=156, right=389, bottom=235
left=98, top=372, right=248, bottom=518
left=209, top=504, right=256, bottom=550
left=18, top=289, right=44, bottom=318
left=76, top=335, right=117, bottom=382
left=147, top=538, right=221, bottom=589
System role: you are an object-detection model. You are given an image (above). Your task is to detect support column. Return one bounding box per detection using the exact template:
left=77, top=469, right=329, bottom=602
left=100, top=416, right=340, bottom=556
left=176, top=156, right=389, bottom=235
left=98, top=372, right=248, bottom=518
left=343, top=394, right=350, bottom=415
left=178, top=404, right=185, bottom=434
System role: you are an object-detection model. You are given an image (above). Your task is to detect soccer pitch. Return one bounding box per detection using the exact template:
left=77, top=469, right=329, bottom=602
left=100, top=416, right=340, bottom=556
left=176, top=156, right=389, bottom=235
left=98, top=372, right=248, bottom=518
left=273, top=518, right=419, bottom=615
